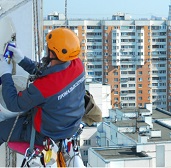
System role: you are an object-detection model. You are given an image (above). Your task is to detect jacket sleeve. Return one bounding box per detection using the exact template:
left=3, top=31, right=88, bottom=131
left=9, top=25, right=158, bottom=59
left=1, top=73, right=45, bottom=112
left=18, top=56, right=37, bottom=74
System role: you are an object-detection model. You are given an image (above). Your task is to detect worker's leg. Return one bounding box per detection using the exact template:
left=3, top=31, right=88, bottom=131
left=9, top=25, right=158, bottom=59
left=0, top=115, right=44, bottom=145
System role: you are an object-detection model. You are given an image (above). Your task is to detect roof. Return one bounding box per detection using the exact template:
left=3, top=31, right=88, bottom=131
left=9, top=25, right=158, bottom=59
left=112, top=119, right=149, bottom=127
left=111, top=108, right=171, bottom=142
left=125, top=122, right=171, bottom=142
left=92, top=147, right=150, bottom=160
left=118, top=108, right=150, bottom=113
left=152, top=109, right=171, bottom=119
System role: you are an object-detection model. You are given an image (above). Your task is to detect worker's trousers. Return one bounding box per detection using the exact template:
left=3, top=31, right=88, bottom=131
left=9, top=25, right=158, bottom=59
left=0, top=114, right=44, bottom=145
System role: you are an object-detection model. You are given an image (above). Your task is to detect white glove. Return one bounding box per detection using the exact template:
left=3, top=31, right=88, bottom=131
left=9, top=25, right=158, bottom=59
left=0, top=56, right=12, bottom=77
left=8, top=46, right=24, bottom=64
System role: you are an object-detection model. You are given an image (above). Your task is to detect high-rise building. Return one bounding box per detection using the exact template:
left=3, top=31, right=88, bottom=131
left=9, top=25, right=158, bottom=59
left=43, top=11, right=169, bottom=111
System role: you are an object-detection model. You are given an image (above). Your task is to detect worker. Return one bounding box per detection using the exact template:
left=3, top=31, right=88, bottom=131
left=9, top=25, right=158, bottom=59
left=0, top=27, right=85, bottom=145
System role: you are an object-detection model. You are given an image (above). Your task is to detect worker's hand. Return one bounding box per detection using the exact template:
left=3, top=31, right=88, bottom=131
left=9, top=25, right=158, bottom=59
left=8, top=46, right=24, bottom=64
left=0, top=56, right=12, bottom=77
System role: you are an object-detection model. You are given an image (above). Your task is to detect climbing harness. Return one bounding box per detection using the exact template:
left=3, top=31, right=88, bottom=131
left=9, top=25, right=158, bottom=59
left=21, top=147, right=45, bottom=167
left=18, top=123, right=84, bottom=167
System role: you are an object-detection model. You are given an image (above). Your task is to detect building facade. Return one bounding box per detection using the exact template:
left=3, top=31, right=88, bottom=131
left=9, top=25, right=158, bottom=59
left=43, top=12, right=171, bottom=111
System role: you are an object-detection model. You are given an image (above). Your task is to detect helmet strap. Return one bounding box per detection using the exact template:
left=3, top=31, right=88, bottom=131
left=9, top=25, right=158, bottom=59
left=41, top=49, right=59, bottom=65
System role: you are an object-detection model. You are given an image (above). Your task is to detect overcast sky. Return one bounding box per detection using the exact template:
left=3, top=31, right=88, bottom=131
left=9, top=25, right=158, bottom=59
left=43, top=0, right=171, bottom=19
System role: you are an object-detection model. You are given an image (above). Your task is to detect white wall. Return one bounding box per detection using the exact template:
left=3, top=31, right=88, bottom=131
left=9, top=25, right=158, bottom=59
left=86, top=83, right=111, bottom=117
left=7, top=1, right=34, bottom=77
left=137, top=142, right=171, bottom=168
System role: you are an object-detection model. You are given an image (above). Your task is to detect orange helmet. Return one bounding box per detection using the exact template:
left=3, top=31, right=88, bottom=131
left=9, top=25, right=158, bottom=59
left=46, top=27, right=80, bottom=61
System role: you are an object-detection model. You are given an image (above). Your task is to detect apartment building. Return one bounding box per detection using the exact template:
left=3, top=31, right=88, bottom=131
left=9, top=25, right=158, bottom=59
left=43, top=11, right=169, bottom=111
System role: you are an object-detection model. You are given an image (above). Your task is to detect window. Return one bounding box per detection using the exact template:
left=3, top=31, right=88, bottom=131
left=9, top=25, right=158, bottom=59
left=84, top=140, right=91, bottom=145
left=129, top=78, right=135, bottom=81
left=83, top=150, right=88, bottom=156
left=129, top=84, right=135, bottom=87
left=121, top=71, right=127, bottom=74
left=114, top=91, right=118, bottom=94
left=95, top=72, right=102, bottom=76
left=104, top=66, right=109, bottom=69
left=128, top=71, right=135, bottom=74
left=138, top=103, right=142, bottom=107
left=138, top=90, right=142, bottom=94
left=114, top=85, right=118, bottom=88
left=107, top=140, right=109, bottom=146
left=88, top=72, right=94, bottom=75
left=82, top=46, right=85, bottom=50
left=121, top=84, right=127, bottom=88
left=137, top=65, right=142, bottom=68
left=138, top=71, right=142, bottom=75
left=138, top=78, right=142, bottom=82
left=114, top=104, right=118, bottom=107
left=104, top=78, right=108, bottom=83
left=138, top=84, right=142, bottom=87
left=138, top=97, right=142, bottom=100
left=138, top=46, right=143, bottom=49
left=129, top=103, right=135, bottom=107
left=104, top=72, right=108, bottom=76
left=138, top=33, right=143, bottom=36
left=114, top=72, right=118, bottom=76
left=104, top=26, right=108, bottom=30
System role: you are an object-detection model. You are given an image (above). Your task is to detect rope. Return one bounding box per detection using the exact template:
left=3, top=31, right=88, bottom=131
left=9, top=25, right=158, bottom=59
left=33, top=0, right=37, bottom=61
left=35, top=0, right=41, bottom=64
left=5, top=112, right=20, bottom=167
left=6, top=114, right=21, bottom=143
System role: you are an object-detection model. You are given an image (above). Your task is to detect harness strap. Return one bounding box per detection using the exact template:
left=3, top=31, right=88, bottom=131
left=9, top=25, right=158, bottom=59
left=40, top=152, right=46, bottom=167
left=21, top=158, right=26, bottom=167
left=29, top=109, right=36, bottom=153
left=29, top=124, right=36, bottom=154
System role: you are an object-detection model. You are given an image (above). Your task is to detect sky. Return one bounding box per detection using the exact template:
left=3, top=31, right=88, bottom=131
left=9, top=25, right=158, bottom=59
left=43, top=0, right=171, bottom=20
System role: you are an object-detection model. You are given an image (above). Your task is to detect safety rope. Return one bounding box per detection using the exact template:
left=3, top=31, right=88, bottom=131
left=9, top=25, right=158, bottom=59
left=35, top=0, right=41, bottom=64
left=33, top=0, right=43, bottom=64
left=33, top=0, right=37, bottom=61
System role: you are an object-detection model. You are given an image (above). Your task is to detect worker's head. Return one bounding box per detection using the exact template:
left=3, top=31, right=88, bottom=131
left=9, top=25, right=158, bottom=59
left=46, top=27, right=81, bottom=62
